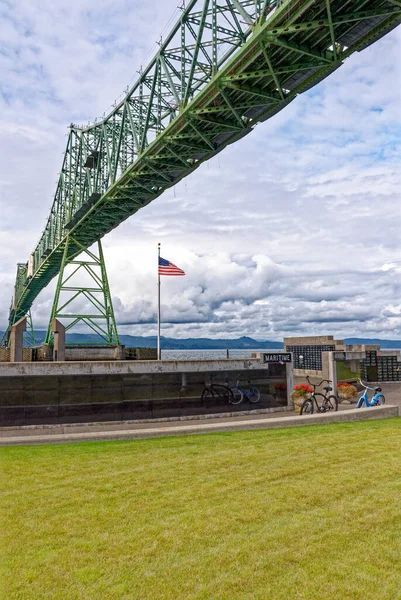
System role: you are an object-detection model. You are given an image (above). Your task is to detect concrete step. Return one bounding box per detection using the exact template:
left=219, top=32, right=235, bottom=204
left=0, top=405, right=398, bottom=446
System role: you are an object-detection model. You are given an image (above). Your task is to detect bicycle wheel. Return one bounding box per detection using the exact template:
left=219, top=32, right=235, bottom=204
left=314, top=393, right=327, bottom=412
left=248, top=387, right=261, bottom=403
left=213, top=384, right=234, bottom=404
left=230, top=388, right=243, bottom=405
left=201, top=387, right=214, bottom=405
left=356, top=397, right=364, bottom=408
left=323, top=395, right=338, bottom=412
left=300, top=398, right=314, bottom=415
left=376, top=395, right=385, bottom=405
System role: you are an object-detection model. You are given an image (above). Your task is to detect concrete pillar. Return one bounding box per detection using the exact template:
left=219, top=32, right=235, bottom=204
left=286, top=358, right=294, bottom=408
left=113, top=345, right=125, bottom=360
left=51, top=318, right=65, bottom=362
left=10, top=317, right=27, bottom=362
left=349, top=359, right=360, bottom=375
left=323, top=351, right=338, bottom=394
left=40, top=344, right=53, bottom=361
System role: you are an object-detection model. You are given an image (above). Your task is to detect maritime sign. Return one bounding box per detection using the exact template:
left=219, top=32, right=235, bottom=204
left=263, top=353, right=292, bottom=363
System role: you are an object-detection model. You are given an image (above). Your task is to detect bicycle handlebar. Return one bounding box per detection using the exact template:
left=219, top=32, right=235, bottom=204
left=306, top=376, right=332, bottom=389
left=358, top=378, right=377, bottom=391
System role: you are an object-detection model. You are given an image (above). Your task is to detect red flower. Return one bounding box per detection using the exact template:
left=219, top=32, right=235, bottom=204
left=293, top=383, right=312, bottom=394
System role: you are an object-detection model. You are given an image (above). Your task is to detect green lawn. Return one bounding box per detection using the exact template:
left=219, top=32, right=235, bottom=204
left=336, top=360, right=360, bottom=381
left=2, top=419, right=401, bottom=600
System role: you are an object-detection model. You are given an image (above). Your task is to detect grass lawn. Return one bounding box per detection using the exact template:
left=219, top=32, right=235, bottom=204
left=336, top=360, right=360, bottom=381
left=2, top=419, right=401, bottom=600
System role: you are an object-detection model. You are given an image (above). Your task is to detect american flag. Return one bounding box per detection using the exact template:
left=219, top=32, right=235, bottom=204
left=158, top=256, right=185, bottom=276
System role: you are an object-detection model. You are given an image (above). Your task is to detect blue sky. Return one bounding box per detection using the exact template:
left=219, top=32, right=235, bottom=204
left=0, top=1, right=400, bottom=340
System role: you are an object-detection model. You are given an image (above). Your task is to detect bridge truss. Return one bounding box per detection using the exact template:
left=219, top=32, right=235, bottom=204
left=3, top=0, right=400, bottom=346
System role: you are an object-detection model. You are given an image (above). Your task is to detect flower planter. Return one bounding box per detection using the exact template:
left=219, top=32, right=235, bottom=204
left=291, top=384, right=313, bottom=411
left=337, top=383, right=358, bottom=403
left=290, top=391, right=311, bottom=410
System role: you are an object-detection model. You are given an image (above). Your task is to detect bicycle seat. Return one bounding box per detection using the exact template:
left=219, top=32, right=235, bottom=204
left=375, top=387, right=382, bottom=392
left=323, top=386, right=332, bottom=392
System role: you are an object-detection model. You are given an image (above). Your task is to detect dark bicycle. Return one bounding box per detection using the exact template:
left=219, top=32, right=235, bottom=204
left=201, top=380, right=234, bottom=404
left=300, top=376, right=338, bottom=415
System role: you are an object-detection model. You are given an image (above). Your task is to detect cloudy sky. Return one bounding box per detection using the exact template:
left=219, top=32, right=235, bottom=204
left=0, top=0, right=400, bottom=341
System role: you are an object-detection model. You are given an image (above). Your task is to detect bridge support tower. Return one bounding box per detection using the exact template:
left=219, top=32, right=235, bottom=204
left=44, top=237, right=119, bottom=346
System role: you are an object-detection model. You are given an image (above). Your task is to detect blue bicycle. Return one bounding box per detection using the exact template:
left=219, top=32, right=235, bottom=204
left=230, top=379, right=260, bottom=405
left=356, top=379, right=385, bottom=408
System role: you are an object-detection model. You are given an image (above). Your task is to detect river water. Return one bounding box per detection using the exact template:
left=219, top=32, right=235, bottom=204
left=161, top=349, right=281, bottom=360
left=161, top=348, right=401, bottom=361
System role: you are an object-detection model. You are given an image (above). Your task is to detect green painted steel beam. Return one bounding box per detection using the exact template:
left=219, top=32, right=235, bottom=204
left=220, top=89, right=248, bottom=128
left=268, top=36, right=334, bottom=62
left=193, top=114, right=244, bottom=130
left=226, top=80, right=281, bottom=101
left=264, top=7, right=401, bottom=36
left=222, top=61, right=331, bottom=80
left=325, top=0, right=338, bottom=61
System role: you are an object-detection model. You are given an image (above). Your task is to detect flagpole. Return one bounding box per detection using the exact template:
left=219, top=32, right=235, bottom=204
left=157, top=242, right=161, bottom=360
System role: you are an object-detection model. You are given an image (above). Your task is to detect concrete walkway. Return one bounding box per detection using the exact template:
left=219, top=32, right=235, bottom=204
left=0, top=405, right=398, bottom=446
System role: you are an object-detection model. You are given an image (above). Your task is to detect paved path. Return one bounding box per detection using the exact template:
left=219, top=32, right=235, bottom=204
left=0, top=405, right=398, bottom=446
left=372, top=382, right=401, bottom=406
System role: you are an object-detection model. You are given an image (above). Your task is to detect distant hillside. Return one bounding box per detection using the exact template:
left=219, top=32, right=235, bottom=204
left=343, top=338, right=401, bottom=349
left=153, top=336, right=283, bottom=350
left=1, top=330, right=400, bottom=349
left=0, top=331, right=282, bottom=349
left=58, top=333, right=283, bottom=350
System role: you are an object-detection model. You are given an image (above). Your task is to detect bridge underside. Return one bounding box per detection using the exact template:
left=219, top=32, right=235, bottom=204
left=4, top=0, right=400, bottom=346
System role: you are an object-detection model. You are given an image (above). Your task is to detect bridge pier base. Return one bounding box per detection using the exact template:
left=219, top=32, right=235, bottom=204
left=10, top=317, right=27, bottom=362
left=52, top=318, right=66, bottom=362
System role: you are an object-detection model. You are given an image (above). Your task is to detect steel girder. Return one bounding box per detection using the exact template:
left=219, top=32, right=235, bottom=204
left=3, top=0, right=400, bottom=346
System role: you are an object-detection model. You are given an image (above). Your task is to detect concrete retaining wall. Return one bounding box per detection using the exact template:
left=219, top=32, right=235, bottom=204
left=0, top=360, right=290, bottom=426
left=1, top=345, right=155, bottom=363
left=0, top=348, right=33, bottom=362
left=125, top=347, right=157, bottom=360
left=36, top=345, right=125, bottom=361
left=0, top=358, right=280, bottom=376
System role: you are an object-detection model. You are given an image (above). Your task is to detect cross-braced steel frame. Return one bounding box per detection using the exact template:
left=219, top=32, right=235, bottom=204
left=2, top=0, right=400, bottom=346
left=44, top=238, right=119, bottom=346
left=22, top=310, right=36, bottom=348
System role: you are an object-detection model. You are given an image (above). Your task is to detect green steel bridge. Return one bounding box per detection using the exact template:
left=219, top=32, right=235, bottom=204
left=3, top=0, right=400, bottom=347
